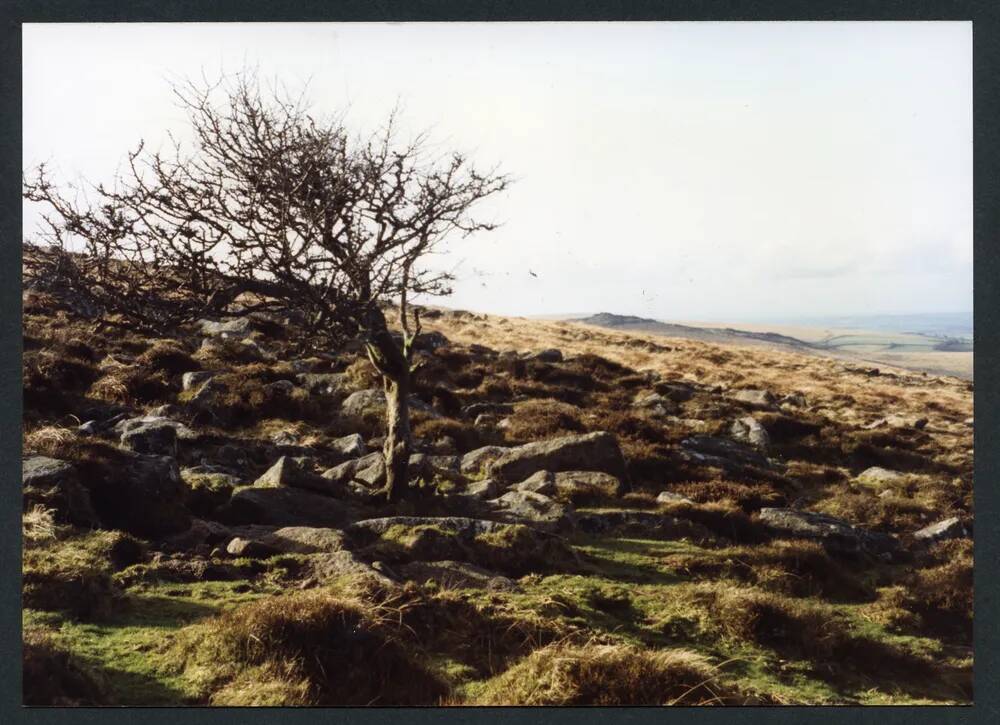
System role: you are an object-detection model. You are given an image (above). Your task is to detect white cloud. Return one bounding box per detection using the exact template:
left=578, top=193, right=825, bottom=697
left=22, top=21, right=972, bottom=320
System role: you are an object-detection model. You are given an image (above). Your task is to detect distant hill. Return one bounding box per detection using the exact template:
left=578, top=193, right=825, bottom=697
left=577, top=312, right=813, bottom=350
left=575, top=312, right=972, bottom=379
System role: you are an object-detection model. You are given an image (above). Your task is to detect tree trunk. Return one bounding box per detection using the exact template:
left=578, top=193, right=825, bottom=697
left=382, top=372, right=411, bottom=502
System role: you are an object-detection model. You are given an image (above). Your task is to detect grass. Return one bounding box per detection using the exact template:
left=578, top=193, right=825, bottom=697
left=21, top=296, right=972, bottom=706
left=21, top=530, right=972, bottom=706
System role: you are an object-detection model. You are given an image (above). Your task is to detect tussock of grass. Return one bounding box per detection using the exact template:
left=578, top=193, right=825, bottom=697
left=658, top=499, right=768, bottom=543
left=466, top=642, right=746, bottom=705
left=136, top=340, right=200, bottom=375
left=23, top=505, right=60, bottom=544
left=22, top=530, right=138, bottom=619
left=172, top=590, right=449, bottom=706
left=502, top=398, right=586, bottom=442
left=23, top=426, right=77, bottom=457
left=23, top=626, right=109, bottom=706
left=90, top=367, right=171, bottom=404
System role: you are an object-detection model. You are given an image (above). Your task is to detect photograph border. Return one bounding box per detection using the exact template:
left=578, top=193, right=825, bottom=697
left=1, top=1, right=996, bottom=723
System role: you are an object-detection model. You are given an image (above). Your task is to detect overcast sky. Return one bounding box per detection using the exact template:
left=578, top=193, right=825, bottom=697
left=23, top=22, right=972, bottom=322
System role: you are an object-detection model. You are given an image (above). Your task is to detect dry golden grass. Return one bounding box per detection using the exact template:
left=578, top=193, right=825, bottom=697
left=418, top=312, right=972, bottom=433
left=468, top=641, right=748, bottom=705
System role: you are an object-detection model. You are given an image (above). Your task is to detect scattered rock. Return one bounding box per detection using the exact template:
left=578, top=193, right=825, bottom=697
left=117, top=419, right=179, bottom=456
left=181, top=371, right=214, bottom=391
left=356, top=457, right=388, bottom=487
left=77, top=420, right=101, bottom=436
left=349, top=516, right=509, bottom=541
left=413, top=331, right=449, bottom=351
left=487, top=490, right=573, bottom=531
left=341, top=389, right=386, bottom=418
left=163, top=518, right=233, bottom=550
left=296, top=372, right=350, bottom=396
left=730, top=389, right=777, bottom=410
left=258, top=526, right=348, bottom=554
left=253, top=456, right=302, bottom=487
left=758, top=508, right=898, bottom=557
left=323, top=452, right=385, bottom=486
left=455, top=478, right=500, bottom=500
left=474, top=413, right=500, bottom=428
left=226, top=537, right=280, bottom=558
left=397, top=560, right=519, bottom=591
left=913, top=517, right=969, bottom=544
left=488, top=432, right=628, bottom=486
left=182, top=469, right=238, bottom=516
left=270, top=430, right=298, bottom=447
left=197, top=317, right=254, bottom=339
left=781, top=392, right=807, bottom=408
left=527, top=348, right=563, bottom=363
left=267, top=379, right=296, bottom=395
left=656, top=491, right=694, bottom=505
left=553, top=471, right=623, bottom=502
left=857, top=467, right=905, bottom=489
left=575, top=510, right=711, bottom=541
left=680, top=436, right=772, bottom=471
left=462, top=402, right=515, bottom=419
left=512, top=470, right=556, bottom=496
left=218, top=487, right=351, bottom=528
left=331, top=433, right=366, bottom=459
left=653, top=381, right=695, bottom=402
left=633, top=392, right=678, bottom=417
left=460, top=446, right=510, bottom=476
left=730, top=416, right=770, bottom=451
left=914, top=418, right=929, bottom=430
left=85, top=454, right=191, bottom=538
left=308, top=550, right=397, bottom=586
left=255, top=456, right=343, bottom=496
left=22, top=456, right=98, bottom=527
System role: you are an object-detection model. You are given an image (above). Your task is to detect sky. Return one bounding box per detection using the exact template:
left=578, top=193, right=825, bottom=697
left=22, top=22, right=972, bottom=323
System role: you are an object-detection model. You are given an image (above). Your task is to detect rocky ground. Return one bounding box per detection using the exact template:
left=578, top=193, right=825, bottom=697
left=22, top=290, right=973, bottom=706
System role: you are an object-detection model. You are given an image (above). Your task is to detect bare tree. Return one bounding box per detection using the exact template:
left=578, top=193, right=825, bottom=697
left=24, top=71, right=510, bottom=501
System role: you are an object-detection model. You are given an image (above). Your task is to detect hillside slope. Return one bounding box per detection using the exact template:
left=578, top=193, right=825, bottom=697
left=22, top=293, right=973, bottom=706
left=574, top=312, right=973, bottom=380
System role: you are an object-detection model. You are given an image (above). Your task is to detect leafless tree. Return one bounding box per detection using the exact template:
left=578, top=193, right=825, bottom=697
left=23, top=71, right=510, bottom=501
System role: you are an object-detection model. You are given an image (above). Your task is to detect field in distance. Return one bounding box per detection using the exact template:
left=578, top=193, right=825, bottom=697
left=565, top=313, right=972, bottom=381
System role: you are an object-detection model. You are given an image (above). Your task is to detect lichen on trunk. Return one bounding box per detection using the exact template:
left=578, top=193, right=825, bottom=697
left=383, top=376, right=411, bottom=502
left=364, top=304, right=417, bottom=503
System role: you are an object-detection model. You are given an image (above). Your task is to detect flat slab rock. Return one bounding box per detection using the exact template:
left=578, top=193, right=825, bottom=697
left=219, top=487, right=352, bottom=528
left=575, top=509, right=713, bottom=541
left=486, top=490, right=574, bottom=531
left=460, top=446, right=511, bottom=475
left=396, top=560, right=520, bottom=591
left=488, top=432, right=628, bottom=485
left=913, top=517, right=969, bottom=543
left=23, top=456, right=99, bottom=527
left=225, top=525, right=349, bottom=557
left=857, top=467, right=906, bottom=488
left=348, top=516, right=511, bottom=542
left=681, top=436, right=771, bottom=469
left=759, top=507, right=898, bottom=557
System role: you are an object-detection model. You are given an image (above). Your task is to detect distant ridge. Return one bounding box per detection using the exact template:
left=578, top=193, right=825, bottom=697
left=577, top=312, right=813, bottom=349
